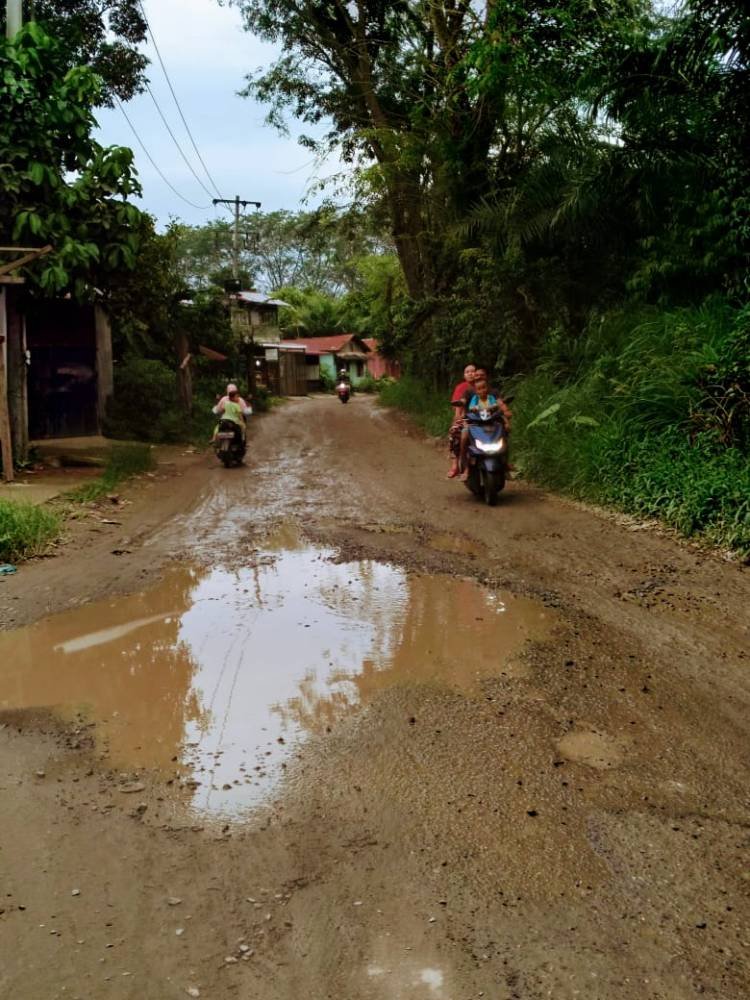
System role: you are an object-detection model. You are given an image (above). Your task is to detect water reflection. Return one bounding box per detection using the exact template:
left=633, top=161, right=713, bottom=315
left=0, top=569, right=205, bottom=774
left=0, top=541, right=553, bottom=816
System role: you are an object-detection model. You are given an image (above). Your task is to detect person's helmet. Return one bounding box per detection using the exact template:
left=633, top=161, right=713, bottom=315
left=226, top=383, right=238, bottom=395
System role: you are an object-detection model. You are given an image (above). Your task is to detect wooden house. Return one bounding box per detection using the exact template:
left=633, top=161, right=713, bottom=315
left=230, top=290, right=307, bottom=396
left=278, top=334, right=373, bottom=391
left=1, top=248, right=114, bottom=480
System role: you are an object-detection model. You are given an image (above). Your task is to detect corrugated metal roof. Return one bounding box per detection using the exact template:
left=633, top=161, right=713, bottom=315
left=258, top=342, right=305, bottom=351
left=234, top=291, right=289, bottom=308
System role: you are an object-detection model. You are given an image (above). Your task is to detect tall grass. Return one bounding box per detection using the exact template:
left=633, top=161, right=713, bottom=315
left=379, top=375, right=453, bottom=437
left=512, top=301, right=750, bottom=555
left=380, top=300, right=749, bottom=555
left=68, top=443, right=155, bottom=502
left=0, top=499, right=62, bottom=563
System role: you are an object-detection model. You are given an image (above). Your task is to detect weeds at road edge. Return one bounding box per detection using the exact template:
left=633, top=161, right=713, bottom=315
left=67, top=444, right=155, bottom=502
left=0, top=499, right=62, bottom=564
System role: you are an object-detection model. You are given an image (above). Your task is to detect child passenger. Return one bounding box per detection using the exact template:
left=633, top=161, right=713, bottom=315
left=459, top=374, right=507, bottom=481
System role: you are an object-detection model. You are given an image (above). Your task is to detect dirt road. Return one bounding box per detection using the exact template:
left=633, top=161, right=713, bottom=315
left=1, top=395, right=748, bottom=1000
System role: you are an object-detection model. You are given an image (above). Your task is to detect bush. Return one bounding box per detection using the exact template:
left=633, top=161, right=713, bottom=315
left=105, top=358, right=182, bottom=442
left=320, top=369, right=336, bottom=392
left=104, top=358, right=222, bottom=444
left=0, top=499, right=61, bottom=563
left=251, top=384, right=272, bottom=412
left=355, top=374, right=379, bottom=393
left=512, top=301, right=750, bottom=555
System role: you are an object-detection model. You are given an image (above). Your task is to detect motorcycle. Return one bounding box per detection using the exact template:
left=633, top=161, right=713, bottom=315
left=213, top=418, right=246, bottom=467
left=337, top=381, right=351, bottom=404
left=463, top=409, right=508, bottom=506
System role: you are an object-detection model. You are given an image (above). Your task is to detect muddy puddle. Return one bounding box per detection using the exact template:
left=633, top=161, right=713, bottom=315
left=0, top=532, right=554, bottom=818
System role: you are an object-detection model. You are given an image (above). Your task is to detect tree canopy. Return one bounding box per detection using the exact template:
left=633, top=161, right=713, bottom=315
left=0, top=23, right=145, bottom=298
left=0, top=1, right=147, bottom=103
left=172, top=205, right=389, bottom=295
left=229, top=0, right=747, bottom=378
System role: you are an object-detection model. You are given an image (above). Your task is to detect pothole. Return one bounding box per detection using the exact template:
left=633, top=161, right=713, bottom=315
left=0, top=536, right=555, bottom=817
left=426, top=532, right=482, bottom=557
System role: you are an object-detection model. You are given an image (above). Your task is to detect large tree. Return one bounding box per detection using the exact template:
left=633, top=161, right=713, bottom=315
left=230, top=0, right=646, bottom=313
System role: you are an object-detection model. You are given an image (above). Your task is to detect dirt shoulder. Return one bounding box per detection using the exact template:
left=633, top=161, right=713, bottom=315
left=0, top=445, right=207, bottom=629
left=1, top=396, right=748, bottom=1000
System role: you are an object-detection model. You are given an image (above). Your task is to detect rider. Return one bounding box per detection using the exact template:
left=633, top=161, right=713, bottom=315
left=458, top=372, right=509, bottom=481
left=214, top=382, right=251, bottom=416
left=212, top=384, right=251, bottom=440
left=447, top=363, right=477, bottom=478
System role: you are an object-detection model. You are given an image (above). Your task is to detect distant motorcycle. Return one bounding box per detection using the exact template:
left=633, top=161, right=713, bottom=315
left=337, top=381, right=351, bottom=404
left=463, top=409, right=508, bottom=506
left=213, top=418, right=246, bottom=467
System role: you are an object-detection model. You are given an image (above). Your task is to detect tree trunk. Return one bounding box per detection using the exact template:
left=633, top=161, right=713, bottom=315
left=94, top=306, right=114, bottom=433
left=5, top=286, right=28, bottom=464
left=0, top=289, right=15, bottom=482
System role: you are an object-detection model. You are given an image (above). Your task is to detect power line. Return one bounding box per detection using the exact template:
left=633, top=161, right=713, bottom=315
left=143, top=82, right=217, bottom=201
left=137, top=0, right=226, bottom=201
left=115, top=99, right=212, bottom=211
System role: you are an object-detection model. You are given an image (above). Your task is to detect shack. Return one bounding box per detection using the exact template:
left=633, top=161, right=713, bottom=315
left=229, top=290, right=307, bottom=396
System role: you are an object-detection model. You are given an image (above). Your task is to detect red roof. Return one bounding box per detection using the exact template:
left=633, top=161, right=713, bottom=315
left=278, top=334, right=370, bottom=356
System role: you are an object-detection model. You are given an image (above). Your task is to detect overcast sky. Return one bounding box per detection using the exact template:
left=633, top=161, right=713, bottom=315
left=95, top=0, right=337, bottom=230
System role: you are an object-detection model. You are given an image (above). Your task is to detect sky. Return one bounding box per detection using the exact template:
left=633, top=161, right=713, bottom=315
left=94, top=0, right=338, bottom=230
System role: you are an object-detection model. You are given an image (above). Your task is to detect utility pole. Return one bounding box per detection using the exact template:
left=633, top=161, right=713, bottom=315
left=212, top=196, right=261, bottom=281
left=6, top=0, right=22, bottom=38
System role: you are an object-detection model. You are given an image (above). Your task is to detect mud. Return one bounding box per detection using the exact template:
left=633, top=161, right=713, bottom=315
left=1, top=395, right=749, bottom=999
left=0, top=533, right=552, bottom=818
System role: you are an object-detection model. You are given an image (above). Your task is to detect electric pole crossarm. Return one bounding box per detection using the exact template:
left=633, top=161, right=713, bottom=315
left=212, top=196, right=261, bottom=280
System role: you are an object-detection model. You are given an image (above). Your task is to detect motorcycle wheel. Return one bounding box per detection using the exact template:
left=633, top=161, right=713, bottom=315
left=464, top=466, right=482, bottom=497
left=482, top=469, right=504, bottom=506
left=339, top=396, right=349, bottom=404
left=220, top=452, right=233, bottom=468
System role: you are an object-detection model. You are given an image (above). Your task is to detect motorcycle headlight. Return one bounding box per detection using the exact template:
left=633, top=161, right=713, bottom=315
left=475, top=438, right=505, bottom=453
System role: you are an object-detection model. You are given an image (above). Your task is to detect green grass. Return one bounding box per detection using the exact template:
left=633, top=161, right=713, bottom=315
left=511, top=301, right=750, bottom=556
left=381, top=300, right=750, bottom=557
left=68, top=443, right=155, bottom=502
left=0, top=499, right=62, bottom=564
left=379, top=375, right=453, bottom=437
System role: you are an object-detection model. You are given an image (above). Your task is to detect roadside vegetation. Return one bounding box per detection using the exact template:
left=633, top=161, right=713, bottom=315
left=379, top=378, right=453, bottom=438
left=511, top=302, right=750, bottom=554
left=0, top=499, right=62, bottom=564
left=67, top=444, right=155, bottom=503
